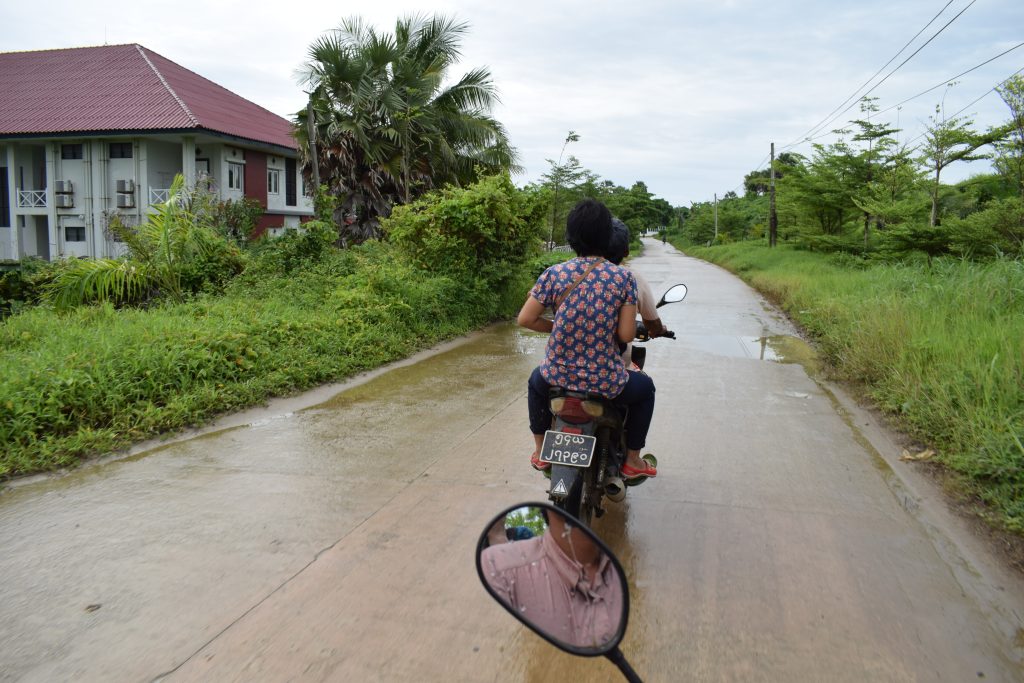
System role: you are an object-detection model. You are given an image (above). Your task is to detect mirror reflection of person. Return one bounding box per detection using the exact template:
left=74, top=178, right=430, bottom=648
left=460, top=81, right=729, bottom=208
left=487, top=520, right=536, bottom=546
left=481, top=510, right=623, bottom=648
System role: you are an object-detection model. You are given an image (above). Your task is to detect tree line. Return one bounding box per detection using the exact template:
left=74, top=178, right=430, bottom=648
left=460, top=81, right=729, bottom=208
left=677, top=79, right=1024, bottom=262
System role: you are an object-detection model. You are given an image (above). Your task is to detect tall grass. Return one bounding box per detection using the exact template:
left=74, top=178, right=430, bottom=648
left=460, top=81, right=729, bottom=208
left=690, top=242, right=1024, bottom=530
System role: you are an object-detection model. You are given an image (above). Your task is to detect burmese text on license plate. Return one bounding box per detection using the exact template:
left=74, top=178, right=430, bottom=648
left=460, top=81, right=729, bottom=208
left=538, top=431, right=595, bottom=468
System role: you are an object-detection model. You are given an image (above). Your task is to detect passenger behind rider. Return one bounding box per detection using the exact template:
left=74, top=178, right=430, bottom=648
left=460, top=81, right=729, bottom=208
left=605, top=219, right=672, bottom=369
left=517, top=199, right=657, bottom=480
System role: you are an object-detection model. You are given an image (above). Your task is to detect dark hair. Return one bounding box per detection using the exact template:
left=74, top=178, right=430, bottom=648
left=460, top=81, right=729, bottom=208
left=565, top=198, right=612, bottom=257
left=606, top=218, right=630, bottom=265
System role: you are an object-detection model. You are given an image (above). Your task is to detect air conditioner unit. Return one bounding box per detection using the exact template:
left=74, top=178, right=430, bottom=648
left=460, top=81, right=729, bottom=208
left=116, top=179, right=135, bottom=193
left=116, top=194, right=135, bottom=209
left=54, top=180, right=74, bottom=194
left=55, top=194, right=75, bottom=209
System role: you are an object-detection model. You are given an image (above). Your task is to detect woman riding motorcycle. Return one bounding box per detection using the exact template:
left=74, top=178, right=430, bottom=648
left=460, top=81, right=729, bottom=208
left=517, top=199, right=657, bottom=480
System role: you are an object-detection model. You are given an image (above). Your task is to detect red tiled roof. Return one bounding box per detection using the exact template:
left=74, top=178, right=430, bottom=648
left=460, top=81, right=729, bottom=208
left=0, top=44, right=297, bottom=150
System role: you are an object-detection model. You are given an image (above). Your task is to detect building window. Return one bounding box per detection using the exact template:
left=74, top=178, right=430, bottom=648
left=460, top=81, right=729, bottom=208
left=285, top=158, right=297, bottom=206
left=268, top=169, right=280, bottom=195
left=227, top=162, right=244, bottom=191
left=61, top=144, right=84, bottom=160
left=65, top=225, right=86, bottom=242
left=109, top=142, right=133, bottom=159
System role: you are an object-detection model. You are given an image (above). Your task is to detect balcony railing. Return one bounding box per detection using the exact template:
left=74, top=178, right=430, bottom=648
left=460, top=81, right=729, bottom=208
left=149, top=188, right=171, bottom=204
left=17, top=190, right=46, bottom=208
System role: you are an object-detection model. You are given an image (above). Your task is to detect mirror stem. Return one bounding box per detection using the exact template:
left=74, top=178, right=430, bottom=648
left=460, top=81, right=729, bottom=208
left=606, top=646, right=643, bottom=683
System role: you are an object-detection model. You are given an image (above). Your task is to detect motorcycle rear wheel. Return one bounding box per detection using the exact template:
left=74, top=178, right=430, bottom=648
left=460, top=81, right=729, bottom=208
left=557, top=464, right=596, bottom=527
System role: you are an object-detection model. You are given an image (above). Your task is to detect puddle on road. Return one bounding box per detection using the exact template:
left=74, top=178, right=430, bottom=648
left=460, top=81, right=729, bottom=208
left=677, top=333, right=822, bottom=378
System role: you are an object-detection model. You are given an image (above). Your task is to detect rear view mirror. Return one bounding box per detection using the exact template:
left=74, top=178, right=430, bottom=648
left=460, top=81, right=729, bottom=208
left=658, top=284, right=687, bottom=306
left=476, top=503, right=643, bottom=680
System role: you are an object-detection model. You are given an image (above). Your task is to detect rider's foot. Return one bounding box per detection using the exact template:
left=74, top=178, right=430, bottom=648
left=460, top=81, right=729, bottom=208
left=622, top=454, right=657, bottom=479
left=530, top=433, right=548, bottom=471
left=530, top=451, right=550, bottom=471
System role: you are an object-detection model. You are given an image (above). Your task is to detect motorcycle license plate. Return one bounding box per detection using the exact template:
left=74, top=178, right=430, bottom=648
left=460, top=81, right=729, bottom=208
left=538, top=431, right=596, bottom=468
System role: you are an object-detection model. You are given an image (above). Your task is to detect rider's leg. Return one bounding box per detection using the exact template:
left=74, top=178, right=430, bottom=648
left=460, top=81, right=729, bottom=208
left=527, top=367, right=553, bottom=463
left=614, top=371, right=656, bottom=471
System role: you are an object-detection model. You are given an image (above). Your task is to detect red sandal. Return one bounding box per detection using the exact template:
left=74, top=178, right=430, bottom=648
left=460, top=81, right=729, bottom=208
left=621, top=460, right=657, bottom=480
left=531, top=453, right=550, bottom=471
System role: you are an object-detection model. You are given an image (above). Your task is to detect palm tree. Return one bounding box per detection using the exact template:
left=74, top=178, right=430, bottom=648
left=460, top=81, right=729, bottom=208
left=295, top=14, right=520, bottom=244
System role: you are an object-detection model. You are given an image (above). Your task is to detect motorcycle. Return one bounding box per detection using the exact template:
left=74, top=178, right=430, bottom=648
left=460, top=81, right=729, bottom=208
left=536, top=284, right=687, bottom=526
left=476, top=502, right=644, bottom=682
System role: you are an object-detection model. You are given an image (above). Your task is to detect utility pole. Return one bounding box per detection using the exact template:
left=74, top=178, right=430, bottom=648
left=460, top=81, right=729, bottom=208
left=713, top=192, right=718, bottom=243
left=769, top=142, right=777, bottom=247
left=306, top=100, right=320, bottom=191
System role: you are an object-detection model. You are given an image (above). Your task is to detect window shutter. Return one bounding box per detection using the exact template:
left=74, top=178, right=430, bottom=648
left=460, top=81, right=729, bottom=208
left=285, top=158, right=297, bottom=206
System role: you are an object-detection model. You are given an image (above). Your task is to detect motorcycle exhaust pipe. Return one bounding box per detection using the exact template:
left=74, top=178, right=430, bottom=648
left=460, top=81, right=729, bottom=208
left=605, top=476, right=626, bottom=502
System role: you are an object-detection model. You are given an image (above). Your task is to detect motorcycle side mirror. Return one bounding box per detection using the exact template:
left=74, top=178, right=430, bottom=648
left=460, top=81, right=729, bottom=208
left=657, top=284, right=687, bottom=307
left=476, top=502, right=643, bottom=682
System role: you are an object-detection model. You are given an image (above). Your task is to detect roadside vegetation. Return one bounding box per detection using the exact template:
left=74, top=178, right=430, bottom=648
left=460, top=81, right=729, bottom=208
left=669, top=81, right=1024, bottom=531
left=0, top=13, right=550, bottom=479
left=0, top=174, right=546, bottom=478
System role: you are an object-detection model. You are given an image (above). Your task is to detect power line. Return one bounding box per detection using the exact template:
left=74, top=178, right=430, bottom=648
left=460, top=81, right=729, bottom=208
left=798, top=0, right=978, bottom=144
left=782, top=0, right=977, bottom=152
left=794, top=49, right=1024, bottom=149
left=876, top=42, right=1024, bottom=118
left=904, top=64, right=1024, bottom=146
left=727, top=63, right=1022, bottom=202
left=783, top=0, right=958, bottom=149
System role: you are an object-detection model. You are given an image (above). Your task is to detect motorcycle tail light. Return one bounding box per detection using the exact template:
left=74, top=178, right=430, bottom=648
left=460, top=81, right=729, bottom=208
left=553, top=396, right=591, bottom=422
left=582, top=401, right=604, bottom=417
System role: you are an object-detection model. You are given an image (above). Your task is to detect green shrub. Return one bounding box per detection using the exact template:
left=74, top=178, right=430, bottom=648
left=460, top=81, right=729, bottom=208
left=0, top=257, right=55, bottom=318
left=527, top=250, right=573, bottom=279
left=244, top=220, right=339, bottom=277
left=383, top=174, right=546, bottom=287
left=795, top=231, right=864, bottom=255
left=874, top=222, right=951, bottom=263
left=946, top=197, right=1024, bottom=259
left=211, top=197, right=265, bottom=244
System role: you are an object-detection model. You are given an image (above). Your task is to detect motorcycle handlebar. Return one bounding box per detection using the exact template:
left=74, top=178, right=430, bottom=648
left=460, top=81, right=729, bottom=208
left=633, top=322, right=674, bottom=342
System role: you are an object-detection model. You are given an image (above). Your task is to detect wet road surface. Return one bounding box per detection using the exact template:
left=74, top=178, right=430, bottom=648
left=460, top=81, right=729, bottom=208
left=2, top=239, right=1022, bottom=682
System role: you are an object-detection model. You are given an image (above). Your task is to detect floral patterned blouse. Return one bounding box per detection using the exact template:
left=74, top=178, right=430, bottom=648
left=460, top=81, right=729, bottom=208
left=530, top=256, right=638, bottom=398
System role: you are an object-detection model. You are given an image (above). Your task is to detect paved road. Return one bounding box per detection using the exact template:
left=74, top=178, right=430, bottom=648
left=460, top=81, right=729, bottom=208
left=1, top=239, right=1022, bottom=682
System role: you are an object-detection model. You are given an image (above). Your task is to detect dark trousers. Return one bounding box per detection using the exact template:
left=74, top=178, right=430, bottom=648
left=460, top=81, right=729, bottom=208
left=528, top=366, right=656, bottom=451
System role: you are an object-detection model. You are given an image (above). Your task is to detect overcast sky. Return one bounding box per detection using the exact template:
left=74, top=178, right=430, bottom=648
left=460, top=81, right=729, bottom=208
left=3, top=0, right=1022, bottom=206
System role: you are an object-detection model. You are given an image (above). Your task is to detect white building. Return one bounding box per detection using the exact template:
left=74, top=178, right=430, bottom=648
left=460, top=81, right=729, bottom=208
left=0, top=44, right=314, bottom=261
